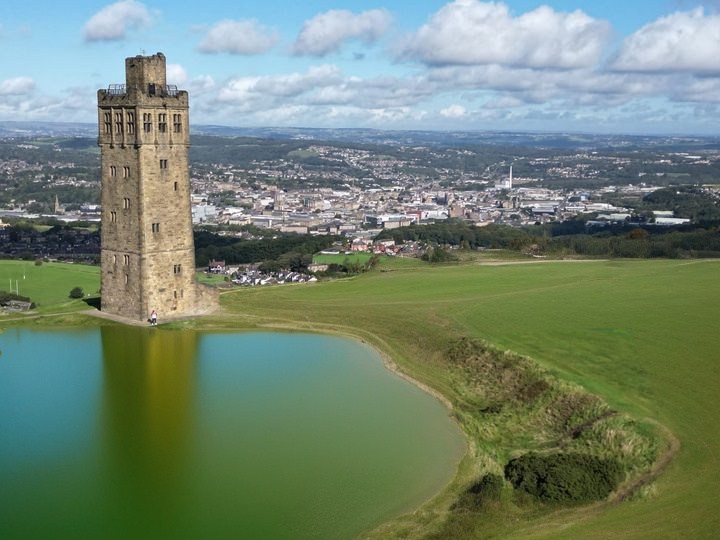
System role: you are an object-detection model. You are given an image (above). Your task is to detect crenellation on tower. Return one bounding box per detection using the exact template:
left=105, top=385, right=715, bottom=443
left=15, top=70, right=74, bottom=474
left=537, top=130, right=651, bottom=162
left=98, top=53, right=217, bottom=322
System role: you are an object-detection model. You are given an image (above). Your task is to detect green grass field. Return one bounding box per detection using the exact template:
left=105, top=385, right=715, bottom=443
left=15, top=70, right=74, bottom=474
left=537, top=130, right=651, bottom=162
left=204, top=258, right=720, bottom=539
left=195, top=271, right=227, bottom=285
left=2, top=256, right=719, bottom=538
left=312, top=252, right=375, bottom=265
left=0, top=260, right=100, bottom=308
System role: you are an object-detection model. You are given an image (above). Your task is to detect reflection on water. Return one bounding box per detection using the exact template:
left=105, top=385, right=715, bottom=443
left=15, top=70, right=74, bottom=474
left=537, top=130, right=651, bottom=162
left=0, top=327, right=465, bottom=540
left=99, top=326, right=198, bottom=538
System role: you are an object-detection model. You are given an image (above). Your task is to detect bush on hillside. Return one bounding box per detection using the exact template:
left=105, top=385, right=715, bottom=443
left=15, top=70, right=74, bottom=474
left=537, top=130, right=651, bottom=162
left=453, top=473, right=505, bottom=512
left=504, top=452, right=624, bottom=501
left=69, top=286, right=84, bottom=299
left=421, top=245, right=458, bottom=263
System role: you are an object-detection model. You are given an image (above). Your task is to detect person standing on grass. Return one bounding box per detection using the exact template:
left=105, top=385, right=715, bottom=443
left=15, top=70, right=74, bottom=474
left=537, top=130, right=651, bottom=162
left=150, top=309, right=157, bottom=326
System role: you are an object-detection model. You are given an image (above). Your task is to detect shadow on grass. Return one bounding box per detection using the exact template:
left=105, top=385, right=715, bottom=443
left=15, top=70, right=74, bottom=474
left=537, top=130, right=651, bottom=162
left=83, top=296, right=101, bottom=310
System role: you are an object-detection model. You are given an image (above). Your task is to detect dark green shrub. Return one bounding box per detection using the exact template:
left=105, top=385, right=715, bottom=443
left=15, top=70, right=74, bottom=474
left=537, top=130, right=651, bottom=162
left=0, top=291, right=32, bottom=304
left=504, top=452, right=624, bottom=502
left=69, top=286, right=84, bottom=299
left=468, top=473, right=504, bottom=499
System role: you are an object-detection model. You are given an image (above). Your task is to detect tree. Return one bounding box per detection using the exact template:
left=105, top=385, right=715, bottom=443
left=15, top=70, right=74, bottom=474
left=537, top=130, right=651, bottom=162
left=69, top=286, right=84, bottom=299
left=422, top=245, right=458, bottom=263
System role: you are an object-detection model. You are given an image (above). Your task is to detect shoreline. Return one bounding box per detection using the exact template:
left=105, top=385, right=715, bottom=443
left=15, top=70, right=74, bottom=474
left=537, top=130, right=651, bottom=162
left=0, top=314, right=472, bottom=539
left=222, top=313, right=676, bottom=537
left=0, top=282, right=679, bottom=539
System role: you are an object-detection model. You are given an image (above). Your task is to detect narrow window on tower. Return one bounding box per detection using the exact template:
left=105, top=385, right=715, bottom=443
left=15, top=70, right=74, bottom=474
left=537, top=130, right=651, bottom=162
left=123, top=166, right=130, bottom=178
left=127, top=112, right=135, bottom=134
left=160, top=159, right=168, bottom=170
left=123, top=198, right=130, bottom=209
left=173, top=181, right=178, bottom=191
left=112, top=254, right=117, bottom=265
left=173, top=114, right=182, bottom=133
left=125, top=274, right=129, bottom=285
left=158, top=113, right=167, bottom=133
left=110, top=211, right=117, bottom=222
left=110, top=165, right=117, bottom=177
left=104, top=112, right=111, bottom=134
left=115, top=112, right=123, bottom=134
left=143, top=113, right=152, bottom=132
left=124, top=254, right=130, bottom=265
left=173, top=264, right=182, bottom=275
left=151, top=222, right=160, bottom=233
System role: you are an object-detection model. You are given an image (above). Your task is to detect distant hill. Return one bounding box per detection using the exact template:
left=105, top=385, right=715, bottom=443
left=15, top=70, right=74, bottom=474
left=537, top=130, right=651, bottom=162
left=1, top=121, right=719, bottom=151
left=0, top=121, right=96, bottom=138
left=189, top=125, right=720, bottom=151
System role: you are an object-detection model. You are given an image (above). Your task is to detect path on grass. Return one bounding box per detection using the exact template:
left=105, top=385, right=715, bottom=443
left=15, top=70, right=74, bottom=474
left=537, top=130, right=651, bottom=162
left=614, top=420, right=680, bottom=502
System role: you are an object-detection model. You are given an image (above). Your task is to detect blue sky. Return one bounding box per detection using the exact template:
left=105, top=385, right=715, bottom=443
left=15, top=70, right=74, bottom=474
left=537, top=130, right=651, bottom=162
left=2, top=0, right=720, bottom=134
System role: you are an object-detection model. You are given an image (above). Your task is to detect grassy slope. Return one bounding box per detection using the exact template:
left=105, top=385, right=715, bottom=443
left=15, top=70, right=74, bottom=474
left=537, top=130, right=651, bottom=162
left=0, top=261, right=100, bottom=307
left=313, top=253, right=375, bottom=264
left=469, top=260, right=720, bottom=540
left=203, top=258, right=720, bottom=539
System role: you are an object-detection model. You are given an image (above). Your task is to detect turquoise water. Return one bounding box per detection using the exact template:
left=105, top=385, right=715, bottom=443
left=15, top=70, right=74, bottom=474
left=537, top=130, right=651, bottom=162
left=0, top=327, right=465, bottom=539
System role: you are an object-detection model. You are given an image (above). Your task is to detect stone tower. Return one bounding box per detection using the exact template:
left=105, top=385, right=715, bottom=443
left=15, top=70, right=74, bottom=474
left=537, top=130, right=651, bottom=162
left=97, top=52, right=217, bottom=321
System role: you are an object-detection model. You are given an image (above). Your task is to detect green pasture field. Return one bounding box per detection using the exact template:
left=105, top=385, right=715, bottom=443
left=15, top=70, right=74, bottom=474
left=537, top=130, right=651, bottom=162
left=196, top=271, right=227, bottom=285
left=0, top=260, right=100, bottom=308
left=455, top=248, right=536, bottom=262
left=312, top=252, right=374, bottom=265
left=286, top=148, right=318, bottom=159
left=204, top=258, right=720, bottom=539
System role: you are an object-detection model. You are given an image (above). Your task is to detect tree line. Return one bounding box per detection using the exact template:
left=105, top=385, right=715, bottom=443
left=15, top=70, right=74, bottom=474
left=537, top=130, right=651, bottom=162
left=375, top=218, right=720, bottom=259
left=194, top=230, right=340, bottom=270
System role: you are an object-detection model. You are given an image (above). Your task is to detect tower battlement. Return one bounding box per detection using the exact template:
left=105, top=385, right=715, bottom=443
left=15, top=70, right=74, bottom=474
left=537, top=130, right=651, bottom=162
left=97, top=53, right=217, bottom=322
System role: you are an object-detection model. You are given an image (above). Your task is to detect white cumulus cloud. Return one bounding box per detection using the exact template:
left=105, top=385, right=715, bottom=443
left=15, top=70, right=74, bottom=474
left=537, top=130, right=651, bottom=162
left=293, top=9, right=392, bottom=56
left=399, top=0, right=611, bottom=69
left=198, top=19, right=278, bottom=55
left=0, top=76, right=35, bottom=95
left=612, top=8, right=720, bottom=74
left=218, top=65, right=342, bottom=104
left=483, top=96, right=526, bottom=109
left=427, top=64, right=675, bottom=108
left=166, top=64, right=187, bottom=86
left=673, top=77, right=720, bottom=103
left=188, top=75, right=215, bottom=95
left=84, top=0, right=151, bottom=42
left=440, top=104, right=467, bottom=118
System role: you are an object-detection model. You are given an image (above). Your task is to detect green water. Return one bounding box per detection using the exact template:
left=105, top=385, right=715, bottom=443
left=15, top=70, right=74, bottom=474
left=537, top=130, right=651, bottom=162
left=0, top=327, right=465, bottom=539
